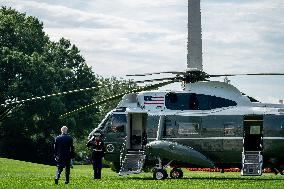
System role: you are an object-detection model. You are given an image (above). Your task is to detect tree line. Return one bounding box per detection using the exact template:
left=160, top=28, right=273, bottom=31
left=0, top=7, right=136, bottom=164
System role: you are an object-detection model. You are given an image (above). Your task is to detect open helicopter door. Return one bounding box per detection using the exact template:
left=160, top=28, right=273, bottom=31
left=241, top=115, right=263, bottom=176
left=126, top=112, right=148, bottom=150
left=119, top=112, right=147, bottom=176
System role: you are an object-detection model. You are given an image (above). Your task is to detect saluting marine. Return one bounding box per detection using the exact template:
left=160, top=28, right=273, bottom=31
left=87, top=134, right=105, bottom=179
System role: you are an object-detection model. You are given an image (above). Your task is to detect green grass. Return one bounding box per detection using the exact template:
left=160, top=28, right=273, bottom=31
left=0, top=158, right=284, bottom=189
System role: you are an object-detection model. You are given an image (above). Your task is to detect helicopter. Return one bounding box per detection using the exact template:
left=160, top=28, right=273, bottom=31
left=2, top=0, right=284, bottom=180
left=58, top=0, right=284, bottom=180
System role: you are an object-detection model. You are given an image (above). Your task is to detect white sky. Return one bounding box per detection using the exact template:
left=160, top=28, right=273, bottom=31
left=1, top=0, right=284, bottom=103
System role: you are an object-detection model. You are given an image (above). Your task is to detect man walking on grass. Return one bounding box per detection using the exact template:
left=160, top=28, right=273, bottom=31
left=54, top=126, right=75, bottom=185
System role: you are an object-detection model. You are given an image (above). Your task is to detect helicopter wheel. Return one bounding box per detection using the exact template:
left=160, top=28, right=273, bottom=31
left=153, top=169, right=168, bottom=180
left=170, top=168, right=183, bottom=179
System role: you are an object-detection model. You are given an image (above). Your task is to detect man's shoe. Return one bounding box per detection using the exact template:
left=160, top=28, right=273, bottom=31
left=55, top=179, right=58, bottom=185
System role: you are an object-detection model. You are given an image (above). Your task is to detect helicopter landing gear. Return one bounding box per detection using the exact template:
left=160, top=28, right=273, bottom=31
left=170, top=168, right=183, bottom=179
left=152, top=157, right=172, bottom=180
left=153, top=168, right=168, bottom=180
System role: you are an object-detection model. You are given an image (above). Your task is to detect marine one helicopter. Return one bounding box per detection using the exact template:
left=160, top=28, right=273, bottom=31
left=2, top=0, right=284, bottom=180
left=59, top=0, right=284, bottom=180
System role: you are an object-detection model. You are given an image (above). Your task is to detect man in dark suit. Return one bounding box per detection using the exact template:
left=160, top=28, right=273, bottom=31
left=54, top=126, right=75, bottom=185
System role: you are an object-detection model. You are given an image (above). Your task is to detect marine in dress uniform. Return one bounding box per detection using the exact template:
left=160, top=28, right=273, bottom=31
left=87, top=135, right=105, bottom=179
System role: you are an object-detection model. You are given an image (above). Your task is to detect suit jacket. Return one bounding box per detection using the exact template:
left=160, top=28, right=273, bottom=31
left=54, top=134, right=75, bottom=161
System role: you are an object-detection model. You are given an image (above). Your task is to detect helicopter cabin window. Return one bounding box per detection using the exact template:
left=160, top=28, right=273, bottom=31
left=105, top=114, right=126, bottom=133
left=177, top=122, right=199, bottom=135
left=224, top=122, right=241, bottom=136
left=165, top=93, right=237, bottom=110
left=163, top=117, right=176, bottom=137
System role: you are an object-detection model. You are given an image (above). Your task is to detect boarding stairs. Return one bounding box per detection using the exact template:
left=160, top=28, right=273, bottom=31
left=119, top=150, right=146, bottom=176
left=241, top=151, right=263, bottom=176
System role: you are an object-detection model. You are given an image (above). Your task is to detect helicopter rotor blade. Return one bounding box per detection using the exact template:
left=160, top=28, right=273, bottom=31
left=0, top=82, right=134, bottom=107
left=127, top=71, right=284, bottom=84
left=134, top=77, right=177, bottom=83
left=209, top=73, right=284, bottom=77
left=0, top=105, right=19, bottom=122
left=59, top=80, right=174, bottom=119
left=126, top=71, right=185, bottom=76
left=0, top=86, right=101, bottom=107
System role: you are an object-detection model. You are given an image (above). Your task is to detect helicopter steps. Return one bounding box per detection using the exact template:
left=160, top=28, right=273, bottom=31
left=119, top=150, right=146, bottom=176
left=241, top=151, right=263, bottom=176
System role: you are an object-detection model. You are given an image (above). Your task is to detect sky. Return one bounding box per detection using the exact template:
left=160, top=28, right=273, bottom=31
left=1, top=0, right=284, bottom=103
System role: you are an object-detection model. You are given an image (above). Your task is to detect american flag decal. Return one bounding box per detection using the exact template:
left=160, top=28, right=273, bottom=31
left=144, top=95, right=165, bottom=105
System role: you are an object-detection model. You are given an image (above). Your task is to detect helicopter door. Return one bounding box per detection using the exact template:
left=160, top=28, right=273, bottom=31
left=243, top=115, right=263, bottom=151
left=126, top=112, right=148, bottom=150
left=242, top=115, right=263, bottom=176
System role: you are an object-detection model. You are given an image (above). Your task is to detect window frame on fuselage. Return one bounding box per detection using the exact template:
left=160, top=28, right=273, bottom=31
left=165, top=92, right=237, bottom=111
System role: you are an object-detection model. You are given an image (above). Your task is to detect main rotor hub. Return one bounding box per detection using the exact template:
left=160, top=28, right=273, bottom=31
left=180, top=70, right=209, bottom=83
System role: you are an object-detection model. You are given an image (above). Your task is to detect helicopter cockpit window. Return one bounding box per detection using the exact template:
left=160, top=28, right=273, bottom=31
left=98, top=113, right=111, bottom=131
left=165, top=93, right=237, bottom=110
left=104, top=114, right=126, bottom=133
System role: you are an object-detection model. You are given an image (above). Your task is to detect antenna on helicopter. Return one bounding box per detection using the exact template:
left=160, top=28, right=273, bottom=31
left=224, top=76, right=230, bottom=84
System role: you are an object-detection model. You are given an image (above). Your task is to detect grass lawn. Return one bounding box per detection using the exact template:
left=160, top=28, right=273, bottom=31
left=0, top=158, right=284, bottom=189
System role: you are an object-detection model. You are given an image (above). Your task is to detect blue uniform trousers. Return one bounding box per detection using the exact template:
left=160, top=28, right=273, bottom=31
left=93, top=158, right=103, bottom=179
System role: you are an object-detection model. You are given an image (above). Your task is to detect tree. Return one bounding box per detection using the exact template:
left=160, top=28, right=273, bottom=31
left=0, top=7, right=98, bottom=164
left=95, top=76, right=137, bottom=120
left=0, top=7, right=138, bottom=164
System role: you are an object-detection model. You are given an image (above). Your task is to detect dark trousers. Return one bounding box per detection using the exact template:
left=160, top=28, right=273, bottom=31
left=93, top=159, right=102, bottom=179
left=55, top=159, right=71, bottom=183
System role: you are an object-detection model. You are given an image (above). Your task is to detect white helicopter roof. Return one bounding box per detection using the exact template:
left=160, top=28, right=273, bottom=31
left=133, top=81, right=251, bottom=113
left=184, top=81, right=251, bottom=105
left=117, top=93, right=138, bottom=108
left=114, top=80, right=284, bottom=116
left=138, top=81, right=250, bottom=105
